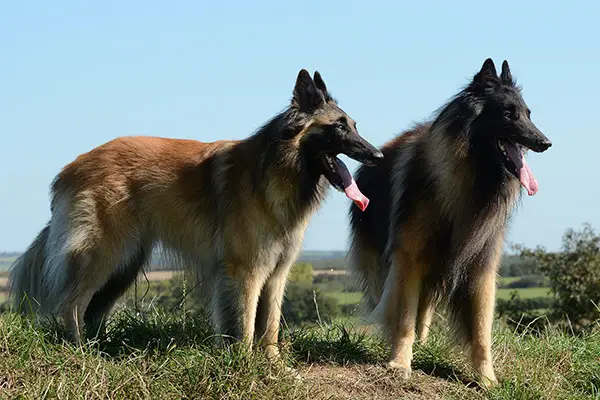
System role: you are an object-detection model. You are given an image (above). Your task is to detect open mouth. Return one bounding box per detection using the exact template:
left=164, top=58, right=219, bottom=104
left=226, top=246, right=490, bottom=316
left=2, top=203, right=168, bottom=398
left=322, top=154, right=370, bottom=211
left=497, top=139, right=539, bottom=196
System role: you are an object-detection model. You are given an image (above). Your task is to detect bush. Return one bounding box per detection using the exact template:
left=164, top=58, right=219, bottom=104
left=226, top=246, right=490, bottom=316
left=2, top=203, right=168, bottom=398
left=499, top=254, right=540, bottom=277
left=497, top=291, right=554, bottom=315
left=313, top=274, right=345, bottom=293
left=502, top=275, right=547, bottom=289
left=516, top=223, right=600, bottom=330
left=288, top=263, right=314, bottom=286
left=496, top=291, right=554, bottom=334
left=281, top=283, right=341, bottom=325
left=122, top=274, right=208, bottom=315
left=313, top=273, right=362, bottom=293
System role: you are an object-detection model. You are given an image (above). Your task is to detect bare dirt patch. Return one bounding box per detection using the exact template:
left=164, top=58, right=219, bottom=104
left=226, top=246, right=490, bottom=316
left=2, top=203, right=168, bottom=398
left=300, top=364, right=483, bottom=400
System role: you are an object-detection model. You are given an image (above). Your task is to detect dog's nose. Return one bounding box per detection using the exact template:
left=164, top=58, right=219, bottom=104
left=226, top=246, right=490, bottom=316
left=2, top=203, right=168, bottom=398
left=541, top=139, right=552, bottom=150
left=372, top=150, right=384, bottom=160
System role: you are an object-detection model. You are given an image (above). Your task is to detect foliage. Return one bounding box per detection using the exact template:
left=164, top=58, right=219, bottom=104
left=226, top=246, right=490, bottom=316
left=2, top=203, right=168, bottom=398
left=495, top=291, right=554, bottom=333
left=498, top=253, right=540, bottom=277
left=313, top=274, right=345, bottom=293
left=288, top=263, right=314, bottom=285
left=496, top=291, right=554, bottom=312
left=122, top=267, right=342, bottom=326
left=501, top=275, right=547, bottom=289
left=516, top=223, right=600, bottom=329
left=281, top=283, right=341, bottom=325
left=123, top=274, right=208, bottom=316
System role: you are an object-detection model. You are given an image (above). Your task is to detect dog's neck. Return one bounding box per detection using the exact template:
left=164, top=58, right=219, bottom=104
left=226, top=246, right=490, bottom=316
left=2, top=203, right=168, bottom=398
left=423, top=121, right=521, bottom=225
left=235, top=121, right=327, bottom=228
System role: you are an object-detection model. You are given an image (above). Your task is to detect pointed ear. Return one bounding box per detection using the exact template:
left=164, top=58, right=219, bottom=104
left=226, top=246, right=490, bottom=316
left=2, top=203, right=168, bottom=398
left=292, top=69, right=325, bottom=111
left=500, top=60, right=513, bottom=84
left=474, top=58, right=498, bottom=85
left=313, top=71, right=327, bottom=93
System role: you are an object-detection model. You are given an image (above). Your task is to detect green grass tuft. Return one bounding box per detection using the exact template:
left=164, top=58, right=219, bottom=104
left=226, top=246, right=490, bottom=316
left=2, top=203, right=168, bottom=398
left=289, top=322, right=388, bottom=365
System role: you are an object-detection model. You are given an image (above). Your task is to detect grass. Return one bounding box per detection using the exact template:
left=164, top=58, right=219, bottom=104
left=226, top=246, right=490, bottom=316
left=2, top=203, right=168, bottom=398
left=328, top=291, right=363, bottom=305
left=0, top=309, right=598, bottom=399
left=496, top=287, right=551, bottom=300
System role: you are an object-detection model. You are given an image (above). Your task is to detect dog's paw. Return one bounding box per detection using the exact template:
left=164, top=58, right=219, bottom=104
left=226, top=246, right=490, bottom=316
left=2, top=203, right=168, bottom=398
left=477, top=373, right=498, bottom=389
left=474, top=361, right=498, bottom=389
left=264, top=346, right=281, bottom=363
left=386, top=360, right=412, bottom=379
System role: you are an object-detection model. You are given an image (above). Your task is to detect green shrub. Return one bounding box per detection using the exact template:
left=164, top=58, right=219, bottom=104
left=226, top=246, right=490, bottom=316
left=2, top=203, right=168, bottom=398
left=502, top=275, right=547, bottom=289
left=517, top=223, right=600, bottom=330
left=282, top=283, right=340, bottom=325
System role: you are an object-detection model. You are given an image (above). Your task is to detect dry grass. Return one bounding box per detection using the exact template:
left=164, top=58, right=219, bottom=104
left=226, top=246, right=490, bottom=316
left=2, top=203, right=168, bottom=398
left=301, top=364, right=482, bottom=400
left=0, top=309, right=599, bottom=399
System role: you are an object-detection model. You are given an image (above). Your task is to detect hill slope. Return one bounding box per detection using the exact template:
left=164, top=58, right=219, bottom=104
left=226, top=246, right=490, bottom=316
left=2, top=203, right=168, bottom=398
left=0, top=310, right=598, bottom=399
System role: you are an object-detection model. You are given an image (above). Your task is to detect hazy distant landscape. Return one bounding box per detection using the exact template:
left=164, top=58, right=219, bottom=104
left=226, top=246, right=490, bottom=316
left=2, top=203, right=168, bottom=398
left=0, top=249, right=552, bottom=307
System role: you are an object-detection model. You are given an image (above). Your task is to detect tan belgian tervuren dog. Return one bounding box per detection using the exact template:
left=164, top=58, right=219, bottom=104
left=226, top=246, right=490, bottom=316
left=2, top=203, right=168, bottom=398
left=9, top=69, right=383, bottom=360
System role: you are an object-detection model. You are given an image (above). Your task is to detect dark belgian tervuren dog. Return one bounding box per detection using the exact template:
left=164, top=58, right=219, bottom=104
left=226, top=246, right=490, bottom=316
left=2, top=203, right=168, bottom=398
left=348, top=59, right=552, bottom=386
left=9, top=69, right=382, bottom=360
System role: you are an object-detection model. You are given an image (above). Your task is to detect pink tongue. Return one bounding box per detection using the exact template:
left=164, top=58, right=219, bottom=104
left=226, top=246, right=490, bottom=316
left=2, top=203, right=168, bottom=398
left=519, top=157, right=538, bottom=196
left=344, top=178, right=370, bottom=211
left=504, top=140, right=538, bottom=196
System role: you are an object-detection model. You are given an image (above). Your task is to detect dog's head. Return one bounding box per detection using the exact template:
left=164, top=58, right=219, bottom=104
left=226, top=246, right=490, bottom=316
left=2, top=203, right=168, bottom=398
left=289, top=69, right=383, bottom=210
left=467, top=58, right=552, bottom=196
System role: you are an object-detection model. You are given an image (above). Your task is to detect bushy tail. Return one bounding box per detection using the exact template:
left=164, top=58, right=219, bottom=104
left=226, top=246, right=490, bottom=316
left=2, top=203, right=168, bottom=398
left=8, top=224, right=50, bottom=315
left=347, top=234, right=390, bottom=313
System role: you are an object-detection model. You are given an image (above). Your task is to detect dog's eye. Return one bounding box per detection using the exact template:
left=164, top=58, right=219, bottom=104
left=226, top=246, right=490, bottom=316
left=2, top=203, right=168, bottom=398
left=334, top=122, right=346, bottom=131
left=504, top=104, right=519, bottom=120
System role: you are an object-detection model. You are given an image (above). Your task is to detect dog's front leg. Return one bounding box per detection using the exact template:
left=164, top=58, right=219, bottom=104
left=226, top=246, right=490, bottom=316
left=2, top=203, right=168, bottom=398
left=255, top=258, right=296, bottom=361
left=467, top=237, right=503, bottom=387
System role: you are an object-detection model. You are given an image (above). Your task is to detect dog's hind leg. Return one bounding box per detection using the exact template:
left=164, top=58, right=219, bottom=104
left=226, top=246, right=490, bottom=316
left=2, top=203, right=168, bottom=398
left=416, top=292, right=435, bottom=344
left=347, top=237, right=387, bottom=311
left=385, top=249, right=424, bottom=379
left=84, top=244, right=150, bottom=339
left=59, top=252, right=101, bottom=345
left=212, top=263, right=270, bottom=350
left=54, top=240, right=130, bottom=344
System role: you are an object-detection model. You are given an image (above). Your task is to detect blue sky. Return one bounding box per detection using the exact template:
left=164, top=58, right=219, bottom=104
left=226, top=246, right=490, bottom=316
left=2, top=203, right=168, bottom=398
left=0, top=1, right=598, bottom=252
